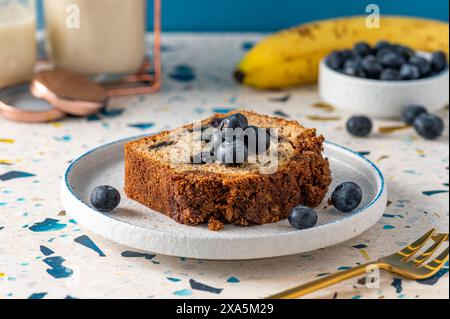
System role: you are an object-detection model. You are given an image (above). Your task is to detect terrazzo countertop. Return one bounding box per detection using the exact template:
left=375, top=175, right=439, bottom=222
left=0, top=34, right=448, bottom=299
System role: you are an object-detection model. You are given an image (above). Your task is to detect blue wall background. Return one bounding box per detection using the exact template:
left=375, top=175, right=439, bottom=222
left=37, top=0, right=449, bottom=32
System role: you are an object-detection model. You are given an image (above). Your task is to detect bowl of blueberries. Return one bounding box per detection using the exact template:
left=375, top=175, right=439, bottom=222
left=319, top=41, right=449, bottom=118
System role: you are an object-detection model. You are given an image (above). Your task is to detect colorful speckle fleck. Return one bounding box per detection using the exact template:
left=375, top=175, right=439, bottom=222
left=121, top=251, right=155, bottom=260
left=189, top=279, right=223, bottom=294
left=173, top=289, right=192, bottom=296
left=29, top=219, right=67, bottom=232
left=54, top=135, right=72, bottom=142
left=74, top=235, right=105, bottom=257
left=241, top=41, right=255, bottom=51
left=391, top=278, right=403, bottom=293
left=40, top=246, right=55, bottom=256
left=213, top=108, right=235, bottom=114
left=227, top=277, right=240, bottom=283
left=28, top=292, right=47, bottom=299
left=422, top=190, right=449, bottom=196
left=43, top=256, right=73, bottom=279
left=170, top=65, right=195, bottom=82
left=128, top=123, right=155, bottom=130
left=0, top=171, right=36, bottom=181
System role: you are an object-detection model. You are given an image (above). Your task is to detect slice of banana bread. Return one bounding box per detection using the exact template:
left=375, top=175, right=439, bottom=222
left=124, top=110, right=331, bottom=230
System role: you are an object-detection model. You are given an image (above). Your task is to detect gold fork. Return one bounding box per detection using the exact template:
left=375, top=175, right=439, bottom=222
left=267, top=229, right=449, bottom=299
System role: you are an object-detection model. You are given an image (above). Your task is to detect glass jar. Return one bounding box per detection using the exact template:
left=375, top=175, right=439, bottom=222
left=44, top=0, right=146, bottom=76
left=0, top=0, right=37, bottom=89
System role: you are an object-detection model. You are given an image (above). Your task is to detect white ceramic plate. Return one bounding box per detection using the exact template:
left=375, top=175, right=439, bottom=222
left=61, top=136, right=387, bottom=260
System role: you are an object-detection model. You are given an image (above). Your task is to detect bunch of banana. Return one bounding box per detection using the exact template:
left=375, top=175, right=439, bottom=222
left=234, top=16, right=449, bottom=89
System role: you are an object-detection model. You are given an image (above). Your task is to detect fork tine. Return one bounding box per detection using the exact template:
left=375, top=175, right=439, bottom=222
left=397, top=229, right=436, bottom=259
left=423, top=247, right=449, bottom=271
left=413, top=233, right=449, bottom=265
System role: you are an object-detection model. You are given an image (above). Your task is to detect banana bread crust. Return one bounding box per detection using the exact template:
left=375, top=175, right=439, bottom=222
left=124, top=111, right=332, bottom=230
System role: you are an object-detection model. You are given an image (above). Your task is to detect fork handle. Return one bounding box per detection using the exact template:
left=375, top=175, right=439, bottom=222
left=266, top=262, right=378, bottom=299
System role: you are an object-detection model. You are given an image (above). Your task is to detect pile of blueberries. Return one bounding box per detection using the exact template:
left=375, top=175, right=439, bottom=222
left=289, top=181, right=362, bottom=230
left=197, top=113, right=271, bottom=166
left=346, top=105, right=444, bottom=140
left=325, top=41, right=448, bottom=81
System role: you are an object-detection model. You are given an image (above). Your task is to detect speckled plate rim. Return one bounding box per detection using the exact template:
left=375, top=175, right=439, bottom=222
left=61, top=135, right=387, bottom=260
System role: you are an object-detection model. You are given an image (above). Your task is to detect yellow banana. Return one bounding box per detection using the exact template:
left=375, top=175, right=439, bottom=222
left=234, top=16, right=449, bottom=89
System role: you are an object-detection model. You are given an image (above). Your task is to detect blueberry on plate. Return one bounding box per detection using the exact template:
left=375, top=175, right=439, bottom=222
left=353, top=42, right=372, bottom=57
left=379, top=68, right=401, bottom=81
left=346, top=116, right=373, bottom=137
left=402, top=105, right=428, bottom=125
left=331, top=182, right=363, bottom=213
left=379, top=52, right=405, bottom=69
left=409, top=55, right=431, bottom=77
left=217, top=139, right=248, bottom=166
left=361, top=55, right=383, bottom=79
left=288, top=206, right=318, bottom=230
left=90, top=186, right=121, bottom=212
left=325, top=51, right=345, bottom=70
left=431, top=51, right=448, bottom=73
left=399, top=63, right=421, bottom=80
left=413, top=113, right=444, bottom=140
left=245, top=125, right=271, bottom=154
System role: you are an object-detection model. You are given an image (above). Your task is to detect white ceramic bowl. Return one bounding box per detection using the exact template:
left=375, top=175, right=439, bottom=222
left=319, top=57, right=449, bottom=118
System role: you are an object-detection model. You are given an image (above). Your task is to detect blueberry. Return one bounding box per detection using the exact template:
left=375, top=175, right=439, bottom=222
left=392, top=45, right=414, bottom=60
left=325, top=51, right=345, bottom=70
left=376, top=47, right=394, bottom=60
left=217, top=139, right=248, bottom=166
left=353, top=42, right=372, bottom=57
left=343, top=59, right=361, bottom=76
left=431, top=51, right=448, bottom=72
left=379, top=68, right=401, bottom=81
left=402, top=105, right=428, bottom=125
left=245, top=126, right=271, bottom=154
left=399, top=64, right=421, bottom=80
left=331, top=182, right=363, bottom=213
left=374, top=40, right=391, bottom=52
left=340, top=49, right=353, bottom=60
left=361, top=55, right=383, bottom=79
left=219, top=113, right=248, bottom=131
left=379, top=52, right=405, bottom=69
left=413, top=113, right=444, bottom=140
left=210, top=117, right=224, bottom=128
left=409, top=55, right=431, bottom=77
left=288, top=206, right=318, bottom=230
left=356, top=68, right=368, bottom=78
left=347, top=116, right=373, bottom=137
left=90, top=186, right=121, bottom=212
